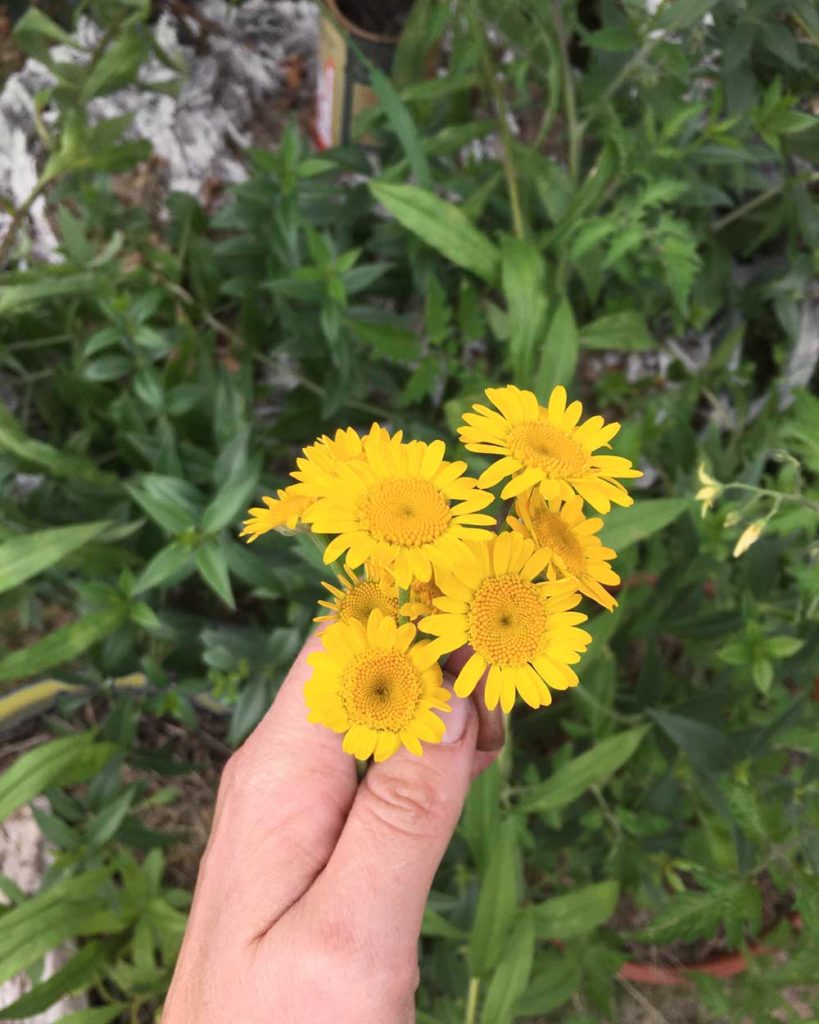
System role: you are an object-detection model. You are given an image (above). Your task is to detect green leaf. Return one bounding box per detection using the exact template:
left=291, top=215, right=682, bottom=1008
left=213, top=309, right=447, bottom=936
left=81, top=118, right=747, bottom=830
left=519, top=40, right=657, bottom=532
left=468, top=817, right=520, bottom=976
left=195, top=538, right=235, bottom=609
left=516, top=952, right=580, bottom=1016
left=534, top=297, right=578, bottom=398
left=501, top=235, right=547, bottom=384
left=347, top=318, right=420, bottom=363
left=80, top=27, right=147, bottom=101
left=369, top=181, right=499, bottom=284
left=519, top=726, right=649, bottom=815
left=656, top=0, right=717, bottom=30
left=461, top=761, right=501, bottom=876
left=0, top=403, right=116, bottom=485
left=579, top=311, right=654, bottom=351
left=0, top=521, right=110, bottom=595
left=132, top=543, right=194, bottom=594
left=532, top=881, right=619, bottom=939
left=369, top=66, right=431, bottom=186
left=0, top=273, right=101, bottom=315
left=201, top=454, right=262, bottom=534
left=126, top=474, right=201, bottom=534
left=85, top=787, right=137, bottom=846
left=0, top=733, right=116, bottom=828
left=481, top=910, right=535, bottom=1024
left=0, top=940, right=107, bottom=1020
left=599, top=498, right=689, bottom=552
left=0, top=607, right=125, bottom=683
left=421, top=909, right=467, bottom=939
left=635, top=883, right=761, bottom=947
left=649, top=710, right=735, bottom=773
left=12, top=7, right=78, bottom=57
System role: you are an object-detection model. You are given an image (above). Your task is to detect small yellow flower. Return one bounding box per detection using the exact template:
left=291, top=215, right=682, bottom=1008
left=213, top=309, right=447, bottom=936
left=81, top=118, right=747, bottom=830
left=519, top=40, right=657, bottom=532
left=695, top=463, right=722, bottom=517
left=418, top=531, right=591, bottom=713
left=240, top=486, right=312, bottom=542
left=314, top=564, right=399, bottom=629
left=459, top=384, right=642, bottom=514
left=304, top=433, right=496, bottom=587
left=508, top=492, right=620, bottom=611
left=733, top=520, right=764, bottom=558
left=240, top=424, right=395, bottom=543
left=306, top=609, right=451, bottom=760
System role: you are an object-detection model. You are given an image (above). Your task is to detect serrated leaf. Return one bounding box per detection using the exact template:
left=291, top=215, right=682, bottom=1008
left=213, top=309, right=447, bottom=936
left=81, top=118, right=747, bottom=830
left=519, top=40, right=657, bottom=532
left=519, top=726, right=649, bottom=815
left=369, top=181, right=499, bottom=284
left=579, top=310, right=654, bottom=351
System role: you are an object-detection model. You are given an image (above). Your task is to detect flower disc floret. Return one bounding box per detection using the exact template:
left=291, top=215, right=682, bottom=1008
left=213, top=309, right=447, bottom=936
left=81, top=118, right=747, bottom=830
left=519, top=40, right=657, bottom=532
left=306, top=610, right=451, bottom=761
left=459, top=384, right=642, bottom=514
left=418, top=531, right=591, bottom=713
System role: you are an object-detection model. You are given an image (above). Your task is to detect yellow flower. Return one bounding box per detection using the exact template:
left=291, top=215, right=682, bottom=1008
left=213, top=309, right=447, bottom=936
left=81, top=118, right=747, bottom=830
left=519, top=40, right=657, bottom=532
left=733, top=520, right=764, bottom=558
left=695, top=463, right=722, bottom=517
left=306, top=609, right=451, bottom=760
left=314, top=564, right=399, bottom=629
left=240, top=486, right=312, bottom=542
left=304, top=433, right=496, bottom=587
left=418, top=532, right=591, bottom=713
left=459, top=384, right=642, bottom=513
left=508, top=492, right=620, bottom=611
left=292, top=423, right=396, bottom=496
left=240, top=424, right=395, bottom=543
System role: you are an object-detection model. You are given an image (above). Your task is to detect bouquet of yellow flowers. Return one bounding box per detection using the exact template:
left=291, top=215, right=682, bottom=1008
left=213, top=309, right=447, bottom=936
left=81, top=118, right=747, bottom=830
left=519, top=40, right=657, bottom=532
left=241, top=385, right=641, bottom=762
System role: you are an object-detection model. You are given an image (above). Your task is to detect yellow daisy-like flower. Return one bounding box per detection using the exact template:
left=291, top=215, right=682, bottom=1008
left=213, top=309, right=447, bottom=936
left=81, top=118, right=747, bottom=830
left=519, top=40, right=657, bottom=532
left=314, top=564, right=399, bottom=629
left=240, top=424, right=396, bottom=543
left=306, top=609, right=451, bottom=760
left=418, top=531, right=591, bottom=713
left=459, top=384, right=642, bottom=514
left=240, top=486, right=312, bottom=542
left=303, top=433, right=496, bottom=587
left=508, top=492, right=620, bottom=611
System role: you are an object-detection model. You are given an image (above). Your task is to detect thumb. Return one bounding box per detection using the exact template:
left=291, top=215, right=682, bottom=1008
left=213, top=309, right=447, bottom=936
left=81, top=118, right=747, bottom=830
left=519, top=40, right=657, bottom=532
left=306, top=690, right=477, bottom=955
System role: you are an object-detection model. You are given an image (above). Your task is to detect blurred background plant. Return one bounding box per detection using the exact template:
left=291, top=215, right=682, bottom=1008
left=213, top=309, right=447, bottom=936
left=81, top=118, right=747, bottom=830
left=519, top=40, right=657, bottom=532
left=0, top=0, right=818, bottom=1021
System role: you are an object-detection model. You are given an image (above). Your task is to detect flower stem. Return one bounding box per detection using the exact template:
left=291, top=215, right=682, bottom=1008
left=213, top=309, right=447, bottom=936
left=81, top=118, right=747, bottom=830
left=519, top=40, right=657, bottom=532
left=723, top=481, right=819, bottom=515
left=464, top=976, right=481, bottom=1024
left=0, top=174, right=52, bottom=268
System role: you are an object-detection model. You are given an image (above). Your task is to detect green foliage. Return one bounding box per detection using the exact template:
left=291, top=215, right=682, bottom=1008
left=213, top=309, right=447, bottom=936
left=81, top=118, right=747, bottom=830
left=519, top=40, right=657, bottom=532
left=1, top=0, right=819, bottom=1020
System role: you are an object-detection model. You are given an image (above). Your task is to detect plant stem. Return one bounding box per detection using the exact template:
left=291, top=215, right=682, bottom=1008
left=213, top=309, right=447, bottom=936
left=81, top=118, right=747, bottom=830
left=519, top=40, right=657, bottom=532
left=464, top=976, right=481, bottom=1024
left=723, top=481, right=819, bottom=515
left=0, top=175, right=52, bottom=268
left=552, top=0, right=582, bottom=182
left=470, top=0, right=525, bottom=239
left=711, top=171, right=819, bottom=232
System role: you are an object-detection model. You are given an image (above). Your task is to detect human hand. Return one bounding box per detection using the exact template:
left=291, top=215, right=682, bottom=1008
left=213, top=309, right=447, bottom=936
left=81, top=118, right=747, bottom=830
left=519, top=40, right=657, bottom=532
left=162, top=633, right=502, bottom=1024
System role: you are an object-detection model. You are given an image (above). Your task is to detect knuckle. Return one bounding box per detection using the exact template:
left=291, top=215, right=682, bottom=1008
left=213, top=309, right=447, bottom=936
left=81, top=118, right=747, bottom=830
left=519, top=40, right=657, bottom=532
left=360, top=763, right=449, bottom=839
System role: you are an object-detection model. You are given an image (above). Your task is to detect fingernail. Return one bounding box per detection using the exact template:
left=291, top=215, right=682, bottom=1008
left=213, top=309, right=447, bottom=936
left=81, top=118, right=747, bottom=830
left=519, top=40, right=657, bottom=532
left=442, top=693, right=469, bottom=745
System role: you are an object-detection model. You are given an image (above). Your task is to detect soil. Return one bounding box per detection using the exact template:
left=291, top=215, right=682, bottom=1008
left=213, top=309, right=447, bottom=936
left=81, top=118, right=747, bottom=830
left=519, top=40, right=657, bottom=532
left=335, top=0, right=412, bottom=37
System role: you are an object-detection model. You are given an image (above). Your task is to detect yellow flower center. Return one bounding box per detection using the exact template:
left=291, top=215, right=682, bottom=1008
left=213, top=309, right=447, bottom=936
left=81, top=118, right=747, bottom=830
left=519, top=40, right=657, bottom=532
left=363, top=478, right=452, bottom=547
left=338, top=581, right=399, bottom=624
left=508, top=422, right=590, bottom=478
left=468, top=575, right=548, bottom=665
left=340, top=650, right=423, bottom=730
left=530, top=509, right=585, bottom=576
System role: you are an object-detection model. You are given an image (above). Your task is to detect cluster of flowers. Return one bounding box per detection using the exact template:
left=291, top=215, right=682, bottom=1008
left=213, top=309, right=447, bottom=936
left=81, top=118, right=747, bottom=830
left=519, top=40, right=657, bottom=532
left=242, top=385, right=641, bottom=762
